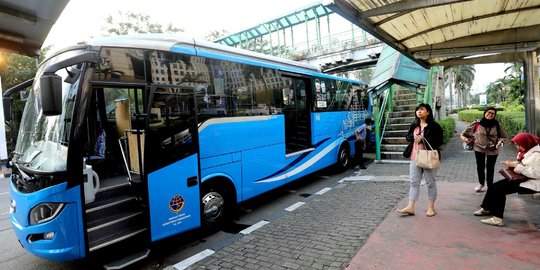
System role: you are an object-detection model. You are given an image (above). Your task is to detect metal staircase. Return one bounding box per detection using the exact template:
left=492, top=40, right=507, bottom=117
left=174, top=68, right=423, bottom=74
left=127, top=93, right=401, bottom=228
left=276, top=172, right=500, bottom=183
left=379, top=87, right=417, bottom=163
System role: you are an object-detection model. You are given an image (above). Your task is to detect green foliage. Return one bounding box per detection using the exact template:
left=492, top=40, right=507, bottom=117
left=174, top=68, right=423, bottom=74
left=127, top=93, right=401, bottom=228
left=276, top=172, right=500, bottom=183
left=458, top=109, right=483, bottom=123
left=497, top=112, right=526, bottom=137
left=204, top=30, right=229, bottom=41
left=437, top=117, right=455, bottom=146
left=458, top=109, right=525, bottom=137
left=485, top=63, right=524, bottom=105
left=1, top=47, right=51, bottom=153
left=499, top=98, right=525, bottom=112
left=0, top=52, right=37, bottom=89
left=102, top=11, right=183, bottom=36
left=444, top=65, right=475, bottom=108
left=352, top=67, right=374, bottom=83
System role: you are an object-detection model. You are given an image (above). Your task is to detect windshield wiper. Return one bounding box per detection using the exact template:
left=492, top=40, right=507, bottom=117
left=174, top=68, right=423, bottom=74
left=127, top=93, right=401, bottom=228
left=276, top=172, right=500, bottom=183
left=14, top=150, right=42, bottom=166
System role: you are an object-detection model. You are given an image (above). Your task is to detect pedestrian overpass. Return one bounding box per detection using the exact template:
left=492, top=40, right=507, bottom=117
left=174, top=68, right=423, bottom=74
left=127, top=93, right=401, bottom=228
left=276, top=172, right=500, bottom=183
left=214, top=3, right=385, bottom=74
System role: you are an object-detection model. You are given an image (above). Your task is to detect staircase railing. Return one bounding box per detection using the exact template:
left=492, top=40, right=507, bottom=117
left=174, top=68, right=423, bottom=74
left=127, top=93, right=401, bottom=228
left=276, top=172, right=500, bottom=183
left=373, top=85, right=396, bottom=160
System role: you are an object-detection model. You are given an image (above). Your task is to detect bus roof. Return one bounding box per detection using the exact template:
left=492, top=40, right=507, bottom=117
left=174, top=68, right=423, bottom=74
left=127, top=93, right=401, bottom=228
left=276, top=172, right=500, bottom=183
left=83, top=34, right=365, bottom=85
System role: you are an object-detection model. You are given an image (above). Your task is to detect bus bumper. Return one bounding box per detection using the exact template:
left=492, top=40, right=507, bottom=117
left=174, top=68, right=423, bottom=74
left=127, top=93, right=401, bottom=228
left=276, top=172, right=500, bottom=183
left=10, top=181, right=85, bottom=261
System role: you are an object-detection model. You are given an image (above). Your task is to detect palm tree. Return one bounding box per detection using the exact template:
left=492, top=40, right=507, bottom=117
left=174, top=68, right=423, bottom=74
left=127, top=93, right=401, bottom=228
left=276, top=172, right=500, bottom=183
left=504, top=62, right=523, bottom=78
left=444, top=65, right=475, bottom=108
left=486, top=78, right=507, bottom=104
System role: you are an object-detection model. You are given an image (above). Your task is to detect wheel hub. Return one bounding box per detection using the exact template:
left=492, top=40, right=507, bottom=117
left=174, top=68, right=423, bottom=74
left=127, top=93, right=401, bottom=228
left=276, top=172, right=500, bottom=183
left=340, top=149, right=349, bottom=166
left=201, top=192, right=224, bottom=222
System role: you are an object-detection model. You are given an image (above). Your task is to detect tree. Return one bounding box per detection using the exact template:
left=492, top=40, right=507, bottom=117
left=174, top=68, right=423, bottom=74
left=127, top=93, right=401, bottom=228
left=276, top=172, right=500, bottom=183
left=1, top=52, right=37, bottom=90
left=503, top=62, right=524, bottom=101
left=204, top=30, right=229, bottom=42
left=0, top=47, right=50, bottom=152
left=352, top=68, right=374, bottom=84
left=444, top=65, right=475, bottom=108
left=102, top=11, right=183, bottom=36
left=484, top=62, right=524, bottom=106
left=0, top=46, right=50, bottom=97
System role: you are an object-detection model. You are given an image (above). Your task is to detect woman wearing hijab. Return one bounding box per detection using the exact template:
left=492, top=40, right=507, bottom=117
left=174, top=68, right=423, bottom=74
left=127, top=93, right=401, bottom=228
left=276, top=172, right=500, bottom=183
left=473, top=132, right=540, bottom=226
left=461, top=107, right=508, bottom=192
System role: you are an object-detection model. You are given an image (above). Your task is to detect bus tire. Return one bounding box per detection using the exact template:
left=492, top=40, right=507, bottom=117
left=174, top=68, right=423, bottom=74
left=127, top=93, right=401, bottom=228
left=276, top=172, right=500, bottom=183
left=200, top=181, right=234, bottom=228
left=336, top=143, right=351, bottom=171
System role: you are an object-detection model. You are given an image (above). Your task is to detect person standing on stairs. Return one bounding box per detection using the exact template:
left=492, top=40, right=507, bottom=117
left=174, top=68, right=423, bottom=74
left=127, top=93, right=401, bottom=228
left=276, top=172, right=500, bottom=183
left=354, top=118, right=373, bottom=170
left=460, top=107, right=508, bottom=192
left=397, top=103, right=443, bottom=217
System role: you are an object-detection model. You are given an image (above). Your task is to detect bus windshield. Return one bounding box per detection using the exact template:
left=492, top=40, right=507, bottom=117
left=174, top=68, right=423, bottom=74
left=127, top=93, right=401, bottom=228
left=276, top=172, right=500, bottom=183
left=13, top=51, right=83, bottom=173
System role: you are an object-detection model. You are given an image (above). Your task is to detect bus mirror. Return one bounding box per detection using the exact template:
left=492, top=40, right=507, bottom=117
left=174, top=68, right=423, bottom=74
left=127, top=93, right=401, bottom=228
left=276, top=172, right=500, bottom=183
left=40, top=74, right=63, bottom=116
left=3, top=98, right=12, bottom=122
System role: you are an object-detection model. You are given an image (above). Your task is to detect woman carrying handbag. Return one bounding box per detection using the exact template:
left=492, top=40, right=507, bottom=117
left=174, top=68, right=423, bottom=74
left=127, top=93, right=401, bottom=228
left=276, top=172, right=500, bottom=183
left=398, top=103, right=443, bottom=217
left=460, top=107, right=508, bottom=192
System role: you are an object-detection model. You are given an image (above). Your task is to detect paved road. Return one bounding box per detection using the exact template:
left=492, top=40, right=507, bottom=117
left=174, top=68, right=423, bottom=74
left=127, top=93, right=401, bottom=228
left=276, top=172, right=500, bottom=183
left=168, top=115, right=540, bottom=270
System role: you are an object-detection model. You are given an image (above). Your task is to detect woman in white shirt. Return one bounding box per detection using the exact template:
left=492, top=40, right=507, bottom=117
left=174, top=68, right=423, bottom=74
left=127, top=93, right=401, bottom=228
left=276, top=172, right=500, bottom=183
left=473, top=132, right=540, bottom=226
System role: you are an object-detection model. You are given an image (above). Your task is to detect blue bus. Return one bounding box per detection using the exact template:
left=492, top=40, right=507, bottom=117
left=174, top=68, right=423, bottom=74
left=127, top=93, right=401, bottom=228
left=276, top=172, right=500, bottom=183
left=5, top=34, right=371, bottom=262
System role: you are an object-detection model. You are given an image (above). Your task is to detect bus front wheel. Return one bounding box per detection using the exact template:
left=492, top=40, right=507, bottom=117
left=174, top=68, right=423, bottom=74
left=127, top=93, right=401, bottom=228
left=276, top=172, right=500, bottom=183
left=201, top=190, right=225, bottom=225
left=336, top=144, right=351, bottom=171
left=201, top=181, right=235, bottom=228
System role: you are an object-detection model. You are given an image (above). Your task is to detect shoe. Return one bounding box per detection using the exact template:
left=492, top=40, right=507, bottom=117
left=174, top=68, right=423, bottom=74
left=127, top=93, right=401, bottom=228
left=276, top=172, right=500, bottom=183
left=473, top=208, right=490, bottom=216
left=426, top=209, right=436, bottom=217
left=474, top=185, right=484, bottom=192
left=480, top=217, right=504, bottom=227
left=353, top=166, right=360, bottom=171
left=359, top=165, right=367, bottom=170
left=396, top=208, right=415, bottom=216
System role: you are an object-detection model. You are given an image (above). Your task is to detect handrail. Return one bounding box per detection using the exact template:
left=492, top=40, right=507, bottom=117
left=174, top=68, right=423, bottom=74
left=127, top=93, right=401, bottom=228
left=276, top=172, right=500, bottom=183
left=374, top=84, right=396, bottom=160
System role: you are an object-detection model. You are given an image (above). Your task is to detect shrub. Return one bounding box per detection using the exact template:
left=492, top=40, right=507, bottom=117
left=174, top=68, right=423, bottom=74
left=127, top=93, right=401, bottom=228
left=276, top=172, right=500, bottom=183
left=500, top=98, right=525, bottom=112
left=437, top=117, right=455, bottom=146
left=497, top=112, right=526, bottom=136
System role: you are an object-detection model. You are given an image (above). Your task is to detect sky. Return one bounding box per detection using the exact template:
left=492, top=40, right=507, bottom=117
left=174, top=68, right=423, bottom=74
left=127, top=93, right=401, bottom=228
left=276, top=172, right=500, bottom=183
left=470, top=63, right=507, bottom=94
left=42, top=0, right=510, bottom=95
left=44, top=0, right=318, bottom=49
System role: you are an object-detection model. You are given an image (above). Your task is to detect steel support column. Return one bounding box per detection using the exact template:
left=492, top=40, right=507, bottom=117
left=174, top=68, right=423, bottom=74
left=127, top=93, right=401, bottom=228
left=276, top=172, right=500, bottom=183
left=523, top=51, right=540, bottom=136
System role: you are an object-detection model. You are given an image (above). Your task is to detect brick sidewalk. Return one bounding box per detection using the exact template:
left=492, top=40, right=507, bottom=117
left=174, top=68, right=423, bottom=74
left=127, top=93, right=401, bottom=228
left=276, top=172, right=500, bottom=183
left=169, top=115, right=539, bottom=270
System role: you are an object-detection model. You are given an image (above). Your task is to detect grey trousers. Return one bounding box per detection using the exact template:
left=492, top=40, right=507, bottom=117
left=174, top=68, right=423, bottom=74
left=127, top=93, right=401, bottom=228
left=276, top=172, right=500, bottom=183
left=409, top=162, right=438, bottom=201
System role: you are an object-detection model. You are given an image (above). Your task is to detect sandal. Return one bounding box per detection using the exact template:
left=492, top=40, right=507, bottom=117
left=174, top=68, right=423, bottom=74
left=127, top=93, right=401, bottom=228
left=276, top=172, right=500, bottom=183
left=396, top=208, right=415, bottom=216
left=474, top=185, right=484, bottom=192
left=473, top=208, right=490, bottom=216
left=426, top=209, right=436, bottom=217
left=480, top=217, right=504, bottom=227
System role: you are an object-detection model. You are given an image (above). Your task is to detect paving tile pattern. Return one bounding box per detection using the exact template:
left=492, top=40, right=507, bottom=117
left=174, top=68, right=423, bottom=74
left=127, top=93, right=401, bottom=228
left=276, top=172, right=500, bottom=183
left=180, top=115, right=530, bottom=270
left=187, top=181, right=408, bottom=269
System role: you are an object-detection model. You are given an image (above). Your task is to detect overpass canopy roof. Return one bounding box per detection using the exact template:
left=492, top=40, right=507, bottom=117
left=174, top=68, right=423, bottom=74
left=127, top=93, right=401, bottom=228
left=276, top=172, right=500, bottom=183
left=0, top=0, right=69, bottom=57
left=325, top=0, right=540, bottom=68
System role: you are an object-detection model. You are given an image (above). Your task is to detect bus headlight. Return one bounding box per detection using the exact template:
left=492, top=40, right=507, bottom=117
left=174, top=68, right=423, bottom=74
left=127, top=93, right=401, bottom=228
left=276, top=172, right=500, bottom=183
left=29, top=203, right=65, bottom=225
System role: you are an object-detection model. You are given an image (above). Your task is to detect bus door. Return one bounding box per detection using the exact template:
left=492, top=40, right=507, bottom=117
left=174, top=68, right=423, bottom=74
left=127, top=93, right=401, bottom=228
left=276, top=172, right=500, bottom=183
left=145, top=86, right=201, bottom=241
left=281, top=76, right=312, bottom=153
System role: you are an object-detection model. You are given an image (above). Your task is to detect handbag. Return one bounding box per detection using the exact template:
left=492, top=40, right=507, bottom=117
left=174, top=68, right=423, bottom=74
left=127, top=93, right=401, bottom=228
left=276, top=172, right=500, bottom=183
left=498, top=167, right=531, bottom=182
left=463, top=121, right=479, bottom=151
left=402, top=142, right=413, bottom=158
left=414, top=138, right=441, bottom=169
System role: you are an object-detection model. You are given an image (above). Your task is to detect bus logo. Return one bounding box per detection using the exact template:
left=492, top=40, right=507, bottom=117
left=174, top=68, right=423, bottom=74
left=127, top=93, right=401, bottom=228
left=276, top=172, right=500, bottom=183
left=169, top=195, right=185, bottom=214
